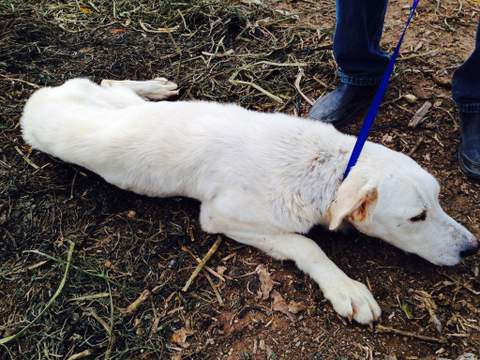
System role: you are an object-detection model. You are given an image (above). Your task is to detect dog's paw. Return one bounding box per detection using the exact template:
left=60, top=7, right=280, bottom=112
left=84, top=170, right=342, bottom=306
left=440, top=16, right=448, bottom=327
left=100, top=79, right=114, bottom=87
left=323, top=277, right=381, bottom=324
left=100, top=78, right=179, bottom=100
left=146, top=78, right=179, bottom=100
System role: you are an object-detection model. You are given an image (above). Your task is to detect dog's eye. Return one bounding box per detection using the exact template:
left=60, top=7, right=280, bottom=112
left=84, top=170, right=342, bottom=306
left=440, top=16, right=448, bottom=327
left=409, top=210, right=427, bottom=222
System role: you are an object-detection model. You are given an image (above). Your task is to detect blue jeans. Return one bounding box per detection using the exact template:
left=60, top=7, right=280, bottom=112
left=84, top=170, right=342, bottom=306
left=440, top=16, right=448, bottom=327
left=334, top=0, right=480, bottom=112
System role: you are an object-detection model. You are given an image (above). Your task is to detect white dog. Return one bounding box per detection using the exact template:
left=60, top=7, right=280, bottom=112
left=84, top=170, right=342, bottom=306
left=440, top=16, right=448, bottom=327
left=20, top=78, right=478, bottom=324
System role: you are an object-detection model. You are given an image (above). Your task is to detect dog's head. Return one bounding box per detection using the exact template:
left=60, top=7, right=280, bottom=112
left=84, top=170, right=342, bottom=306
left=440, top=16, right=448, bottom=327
left=328, top=146, right=478, bottom=266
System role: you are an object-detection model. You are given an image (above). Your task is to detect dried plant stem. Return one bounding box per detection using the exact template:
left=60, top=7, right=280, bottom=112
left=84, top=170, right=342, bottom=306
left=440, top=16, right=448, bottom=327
left=182, top=236, right=223, bottom=292
left=376, top=325, right=446, bottom=344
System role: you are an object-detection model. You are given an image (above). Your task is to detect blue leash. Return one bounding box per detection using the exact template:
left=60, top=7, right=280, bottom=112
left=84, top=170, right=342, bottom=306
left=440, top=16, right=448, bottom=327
left=343, top=0, right=420, bottom=180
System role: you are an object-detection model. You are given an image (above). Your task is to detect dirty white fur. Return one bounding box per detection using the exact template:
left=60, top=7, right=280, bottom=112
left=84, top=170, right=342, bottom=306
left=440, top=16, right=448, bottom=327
left=21, top=78, right=478, bottom=324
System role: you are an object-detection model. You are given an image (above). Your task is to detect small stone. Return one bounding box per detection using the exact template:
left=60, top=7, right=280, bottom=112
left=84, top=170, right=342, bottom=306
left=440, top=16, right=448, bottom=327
left=127, top=210, right=136, bottom=219
left=168, top=258, right=177, bottom=269
left=404, top=94, right=417, bottom=103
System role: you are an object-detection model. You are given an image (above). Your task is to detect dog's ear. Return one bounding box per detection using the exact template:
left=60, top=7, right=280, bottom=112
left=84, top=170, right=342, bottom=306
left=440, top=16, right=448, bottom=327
left=328, top=176, right=378, bottom=231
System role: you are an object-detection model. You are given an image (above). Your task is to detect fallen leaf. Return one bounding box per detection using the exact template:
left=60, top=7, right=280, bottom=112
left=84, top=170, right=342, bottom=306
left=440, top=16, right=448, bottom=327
left=401, top=302, right=413, bottom=319
left=171, top=328, right=194, bottom=348
left=271, top=291, right=306, bottom=318
left=256, top=265, right=273, bottom=300
left=287, top=300, right=306, bottom=314
left=110, top=28, right=128, bottom=35
left=271, top=290, right=289, bottom=315
left=79, top=6, right=92, bottom=14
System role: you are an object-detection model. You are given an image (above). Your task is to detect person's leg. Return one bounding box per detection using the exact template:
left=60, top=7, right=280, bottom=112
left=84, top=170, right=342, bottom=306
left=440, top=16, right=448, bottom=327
left=452, top=21, right=480, bottom=109
left=452, top=21, right=480, bottom=179
left=334, top=0, right=389, bottom=85
left=309, top=0, right=389, bottom=126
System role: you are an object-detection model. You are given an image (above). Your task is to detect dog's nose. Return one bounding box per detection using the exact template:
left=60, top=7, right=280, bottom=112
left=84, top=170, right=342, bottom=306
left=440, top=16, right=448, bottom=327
left=460, top=239, right=479, bottom=258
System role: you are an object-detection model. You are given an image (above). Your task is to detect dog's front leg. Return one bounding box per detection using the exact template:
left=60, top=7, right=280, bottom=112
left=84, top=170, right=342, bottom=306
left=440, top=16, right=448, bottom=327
left=225, top=230, right=381, bottom=324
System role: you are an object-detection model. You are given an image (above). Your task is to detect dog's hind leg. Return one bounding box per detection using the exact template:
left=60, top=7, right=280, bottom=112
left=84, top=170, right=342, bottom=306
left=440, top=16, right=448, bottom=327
left=21, top=78, right=143, bottom=161
left=100, top=78, right=179, bottom=100
left=40, top=78, right=147, bottom=109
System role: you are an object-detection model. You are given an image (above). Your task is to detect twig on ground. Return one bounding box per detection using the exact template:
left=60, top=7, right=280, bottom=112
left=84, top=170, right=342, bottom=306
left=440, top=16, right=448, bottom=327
left=443, top=274, right=480, bottom=295
left=399, top=49, right=439, bottom=61
left=408, top=136, right=424, bottom=156
left=0, top=73, right=40, bottom=88
left=14, top=146, right=40, bottom=170
left=202, top=49, right=235, bottom=58
left=181, top=245, right=227, bottom=282
left=229, top=79, right=284, bottom=104
left=376, top=324, right=446, bottom=344
left=87, top=308, right=111, bottom=335
left=66, top=349, right=95, bottom=360
left=70, top=292, right=110, bottom=302
left=204, top=272, right=223, bottom=305
left=408, top=101, right=432, bottom=128
left=120, top=289, right=151, bottom=316
left=138, top=20, right=178, bottom=33
left=182, top=236, right=223, bottom=292
left=294, top=68, right=314, bottom=106
left=255, top=61, right=307, bottom=67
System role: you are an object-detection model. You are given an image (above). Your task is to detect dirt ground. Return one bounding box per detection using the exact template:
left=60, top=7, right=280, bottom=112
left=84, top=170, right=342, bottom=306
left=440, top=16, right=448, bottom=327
left=1, top=1, right=479, bottom=359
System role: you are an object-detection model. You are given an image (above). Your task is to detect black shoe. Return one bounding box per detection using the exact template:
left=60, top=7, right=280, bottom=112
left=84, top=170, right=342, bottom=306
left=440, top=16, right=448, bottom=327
left=458, top=112, right=480, bottom=180
left=308, top=83, right=377, bottom=127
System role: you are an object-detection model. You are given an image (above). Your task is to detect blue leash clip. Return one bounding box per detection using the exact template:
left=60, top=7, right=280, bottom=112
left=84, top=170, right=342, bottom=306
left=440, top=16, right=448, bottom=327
left=343, top=0, right=420, bottom=180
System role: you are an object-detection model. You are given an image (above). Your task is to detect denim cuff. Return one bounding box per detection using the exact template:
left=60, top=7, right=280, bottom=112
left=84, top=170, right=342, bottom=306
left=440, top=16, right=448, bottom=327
left=338, top=70, right=383, bottom=86
left=456, top=102, right=480, bottom=113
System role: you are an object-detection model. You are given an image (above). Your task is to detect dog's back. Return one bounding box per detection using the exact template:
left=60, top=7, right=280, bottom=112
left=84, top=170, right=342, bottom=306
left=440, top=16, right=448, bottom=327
left=21, top=79, right=345, bottom=201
